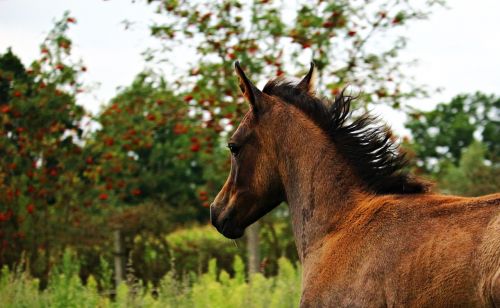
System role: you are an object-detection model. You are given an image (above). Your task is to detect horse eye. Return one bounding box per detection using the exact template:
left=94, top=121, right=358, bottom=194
left=227, top=143, right=240, bottom=156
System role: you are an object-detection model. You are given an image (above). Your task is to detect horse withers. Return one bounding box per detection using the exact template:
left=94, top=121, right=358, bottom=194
left=210, top=62, right=500, bottom=307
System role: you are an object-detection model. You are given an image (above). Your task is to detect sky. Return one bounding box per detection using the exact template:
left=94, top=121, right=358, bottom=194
left=0, top=0, right=499, bottom=134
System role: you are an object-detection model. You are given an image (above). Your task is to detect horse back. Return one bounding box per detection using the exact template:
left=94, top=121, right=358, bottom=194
left=302, top=193, right=500, bottom=307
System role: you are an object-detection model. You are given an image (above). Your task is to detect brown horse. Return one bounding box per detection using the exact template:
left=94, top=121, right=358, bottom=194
left=210, top=62, right=500, bottom=307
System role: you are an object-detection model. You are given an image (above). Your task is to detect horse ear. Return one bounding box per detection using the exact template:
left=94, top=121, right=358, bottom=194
left=297, top=62, right=316, bottom=95
left=234, top=61, right=264, bottom=113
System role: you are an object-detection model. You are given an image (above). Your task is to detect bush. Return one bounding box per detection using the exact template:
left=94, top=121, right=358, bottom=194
left=0, top=251, right=302, bottom=307
left=165, top=224, right=245, bottom=275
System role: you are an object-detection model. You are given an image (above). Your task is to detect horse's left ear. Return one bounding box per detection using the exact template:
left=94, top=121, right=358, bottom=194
left=297, top=62, right=317, bottom=95
left=234, top=61, right=264, bottom=114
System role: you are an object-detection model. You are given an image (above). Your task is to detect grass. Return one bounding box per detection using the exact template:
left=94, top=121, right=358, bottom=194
left=0, top=250, right=301, bottom=308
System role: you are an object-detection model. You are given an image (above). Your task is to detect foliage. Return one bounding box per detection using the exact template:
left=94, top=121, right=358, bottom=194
left=85, top=73, right=211, bottom=222
left=164, top=224, right=244, bottom=276
left=0, top=13, right=89, bottom=281
left=131, top=221, right=298, bottom=281
left=141, top=0, right=444, bottom=281
left=0, top=0, right=451, bottom=289
left=0, top=252, right=302, bottom=308
left=405, top=92, right=499, bottom=173
left=147, top=0, right=444, bottom=115
left=438, top=142, right=499, bottom=196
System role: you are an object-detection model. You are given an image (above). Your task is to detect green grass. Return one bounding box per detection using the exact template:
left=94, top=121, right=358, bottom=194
left=0, top=251, right=301, bottom=308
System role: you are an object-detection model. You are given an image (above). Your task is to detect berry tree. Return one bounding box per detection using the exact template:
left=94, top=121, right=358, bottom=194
left=143, top=0, right=445, bottom=273
left=0, top=14, right=88, bottom=280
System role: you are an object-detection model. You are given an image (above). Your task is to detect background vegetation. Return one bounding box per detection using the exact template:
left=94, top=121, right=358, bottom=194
left=0, top=0, right=498, bottom=307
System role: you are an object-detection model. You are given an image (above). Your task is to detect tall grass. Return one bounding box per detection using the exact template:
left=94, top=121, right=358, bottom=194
left=0, top=250, right=301, bottom=307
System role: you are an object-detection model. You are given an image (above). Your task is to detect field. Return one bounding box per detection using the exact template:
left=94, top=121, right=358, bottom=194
left=0, top=251, right=301, bottom=308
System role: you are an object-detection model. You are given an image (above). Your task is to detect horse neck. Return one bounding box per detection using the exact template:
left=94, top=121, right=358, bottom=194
left=276, top=114, right=366, bottom=262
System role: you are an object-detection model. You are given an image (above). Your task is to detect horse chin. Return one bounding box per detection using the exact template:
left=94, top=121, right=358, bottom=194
left=213, top=214, right=245, bottom=239
left=221, top=218, right=245, bottom=239
left=221, top=227, right=245, bottom=239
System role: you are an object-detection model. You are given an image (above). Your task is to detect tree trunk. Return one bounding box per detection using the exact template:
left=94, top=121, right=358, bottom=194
left=246, top=220, right=260, bottom=275
left=113, top=229, right=125, bottom=285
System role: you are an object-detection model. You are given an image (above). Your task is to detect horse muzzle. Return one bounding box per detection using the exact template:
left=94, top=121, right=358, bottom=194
left=210, top=202, right=244, bottom=239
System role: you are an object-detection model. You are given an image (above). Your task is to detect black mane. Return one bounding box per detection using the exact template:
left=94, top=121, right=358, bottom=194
left=263, top=78, right=430, bottom=195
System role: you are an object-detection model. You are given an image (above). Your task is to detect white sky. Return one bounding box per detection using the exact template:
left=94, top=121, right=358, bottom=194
left=1, top=0, right=499, bottom=134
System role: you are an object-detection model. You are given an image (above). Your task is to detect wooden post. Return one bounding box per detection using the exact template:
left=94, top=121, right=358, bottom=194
left=246, top=220, right=260, bottom=275
left=113, top=229, right=124, bottom=285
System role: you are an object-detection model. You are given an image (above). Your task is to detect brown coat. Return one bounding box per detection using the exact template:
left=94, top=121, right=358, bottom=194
left=301, top=193, right=500, bottom=307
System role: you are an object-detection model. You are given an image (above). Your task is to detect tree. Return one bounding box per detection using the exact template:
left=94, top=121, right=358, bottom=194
left=438, top=142, right=499, bottom=196
left=0, top=14, right=89, bottom=282
left=84, top=70, right=234, bottom=282
left=140, top=0, right=445, bottom=273
left=405, top=92, right=499, bottom=174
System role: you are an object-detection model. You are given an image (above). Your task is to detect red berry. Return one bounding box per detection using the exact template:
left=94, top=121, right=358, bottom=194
left=99, top=193, right=108, bottom=201
left=173, top=123, right=187, bottom=135
left=190, top=143, right=201, bottom=152
left=0, top=105, right=10, bottom=113
left=146, top=114, right=156, bottom=121
left=322, top=21, right=334, bottom=28
left=132, top=188, right=141, bottom=196
left=59, top=41, right=70, bottom=49
left=301, top=42, right=311, bottom=49
left=26, top=204, right=35, bottom=214
left=104, top=137, right=114, bottom=146
left=67, top=17, right=76, bottom=23
left=183, top=95, right=194, bottom=102
left=347, top=30, right=356, bottom=37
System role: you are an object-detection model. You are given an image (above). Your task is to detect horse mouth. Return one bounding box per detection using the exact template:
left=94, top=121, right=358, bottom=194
left=215, top=216, right=244, bottom=239
left=210, top=203, right=245, bottom=239
left=221, top=220, right=244, bottom=239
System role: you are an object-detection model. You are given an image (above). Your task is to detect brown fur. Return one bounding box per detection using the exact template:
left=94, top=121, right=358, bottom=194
left=211, top=62, right=500, bottom=307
